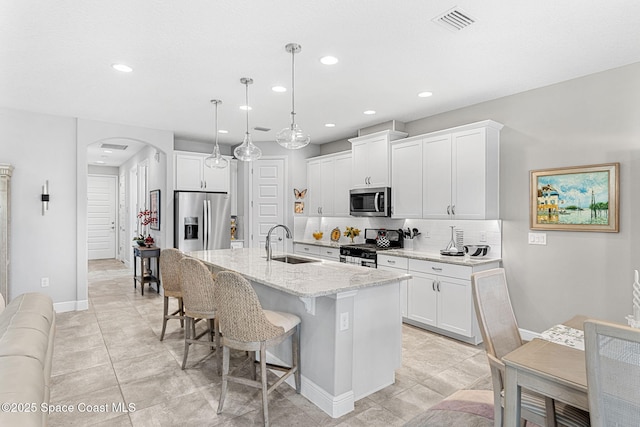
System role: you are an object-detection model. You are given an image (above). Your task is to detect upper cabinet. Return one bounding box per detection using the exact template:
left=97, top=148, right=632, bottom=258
left=349, top=130, right=407, bottom=189
left=175, top=151, right=231, bottom=192
left=306, top=151, right=352, bottom=217
left=391, top=120, right=503, bottom=220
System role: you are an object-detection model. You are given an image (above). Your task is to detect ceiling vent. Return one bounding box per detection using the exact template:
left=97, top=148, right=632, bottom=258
left=433, top=7, right=475, bottom=32
left=100, top=143, right=128, bottom=150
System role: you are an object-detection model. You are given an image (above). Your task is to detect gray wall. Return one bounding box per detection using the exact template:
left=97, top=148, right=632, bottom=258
left=403, top=62, right=640, bottom=331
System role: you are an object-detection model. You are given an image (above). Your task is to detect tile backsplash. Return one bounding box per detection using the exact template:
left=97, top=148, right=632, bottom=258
left=295, top=216, right=502, bottom=259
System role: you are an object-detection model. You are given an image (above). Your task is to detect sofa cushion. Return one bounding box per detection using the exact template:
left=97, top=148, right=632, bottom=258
left=0, top=355, right=46, bottom=427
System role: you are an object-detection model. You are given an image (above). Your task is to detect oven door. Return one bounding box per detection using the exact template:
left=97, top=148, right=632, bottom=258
left=339, top=255, right=377, bottom=268
left=349, top=187, right=391, bottom=217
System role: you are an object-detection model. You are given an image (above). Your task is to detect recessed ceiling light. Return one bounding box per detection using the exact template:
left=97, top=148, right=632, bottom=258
left=218, top=129, right=228, bottom=134
left=103, top=149, right=113, bottom=153
left=363, top=110, right=376, bottom=115
left=324, top=123, right=336, bottom=128
left=95, top=160, right=106, bottom=164
left=418, top=91, right=433, bottom=98
left=320, top=56, right=338, bottom=65
left=240, top=105, right=252, bottom=111
left=111, top=63, right=133, bottom=73
left=272, top=86, right=287, bottom=92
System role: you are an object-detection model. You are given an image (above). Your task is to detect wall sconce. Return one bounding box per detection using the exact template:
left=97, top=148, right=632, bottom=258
left=41, top=180, right=49, bottom=215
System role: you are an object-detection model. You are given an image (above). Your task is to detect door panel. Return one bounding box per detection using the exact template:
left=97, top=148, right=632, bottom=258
left=88, top=175, right=117, bottom=260
left=251, top=158, right=285, bottom=253
left=407, top=273, right=437, bottom=326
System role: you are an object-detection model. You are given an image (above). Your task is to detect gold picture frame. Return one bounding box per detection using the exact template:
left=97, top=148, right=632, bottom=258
left=530, top=163, right=619, bottom=232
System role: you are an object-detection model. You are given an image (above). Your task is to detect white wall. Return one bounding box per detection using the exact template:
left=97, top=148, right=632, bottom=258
left=0, top=108, right=78, bottom=305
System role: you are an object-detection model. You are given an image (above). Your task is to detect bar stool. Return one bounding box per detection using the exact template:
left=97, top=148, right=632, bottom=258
left=159, top=248, right=185, bottom=341
left=215, top=271, right=301, bottom=427
left=179, top=257, right=219, bottom=370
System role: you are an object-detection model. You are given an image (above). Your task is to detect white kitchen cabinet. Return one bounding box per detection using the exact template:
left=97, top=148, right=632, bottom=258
left=422, top=121, right=502, bottom=219
left=306, top=151, right=351, bottom=217
left=293, top=243, right=340, bottom=261
left=349, top=130, right=407, bottom=189
left=377, top=255, right=408, bottom=318
left=175, top=151, right=231, bottom=192
left=391, top=139, right=423, bottom=218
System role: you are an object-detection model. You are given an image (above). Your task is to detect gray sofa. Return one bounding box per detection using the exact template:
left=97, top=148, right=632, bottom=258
left=0, top=293, right=56, bottom=427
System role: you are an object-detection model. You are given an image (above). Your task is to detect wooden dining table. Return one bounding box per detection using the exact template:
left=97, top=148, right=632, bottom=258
left=503, top=315, right=589, bottom=427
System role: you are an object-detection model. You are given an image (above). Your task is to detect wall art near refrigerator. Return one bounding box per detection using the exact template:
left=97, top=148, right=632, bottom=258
left=530, top=163, right=619, bottom=232
left=150, top=189, right=160, bottom=230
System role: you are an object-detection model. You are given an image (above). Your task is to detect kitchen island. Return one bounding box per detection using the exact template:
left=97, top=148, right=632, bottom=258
left=188, top=248, right=410, bottom=418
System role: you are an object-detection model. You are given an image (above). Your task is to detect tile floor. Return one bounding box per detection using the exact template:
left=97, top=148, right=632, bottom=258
left=49, top=259, right=491, bottom=426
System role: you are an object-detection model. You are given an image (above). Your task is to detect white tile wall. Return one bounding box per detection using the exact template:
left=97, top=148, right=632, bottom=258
left=295, top=216, right=502, bottom=259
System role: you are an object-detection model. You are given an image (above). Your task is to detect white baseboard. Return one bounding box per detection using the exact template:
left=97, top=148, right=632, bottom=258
left=519, top=327, right=541, bottom=342
left=265, top=351, right=355, bottom=418
left=53, top=300, right=88, bottom=313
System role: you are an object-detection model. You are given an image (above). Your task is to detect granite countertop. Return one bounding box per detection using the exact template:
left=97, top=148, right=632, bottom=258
left=188, top=248, right=410, bottom=298
left=293, top=239, right=343, bottom=248
left=381, top=249, right=502, bottom=266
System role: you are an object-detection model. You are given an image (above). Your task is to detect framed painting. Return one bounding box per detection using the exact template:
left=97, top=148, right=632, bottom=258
left=149, top=189, right=160, bottom=231
left=530, top=163, right=619, bottom=232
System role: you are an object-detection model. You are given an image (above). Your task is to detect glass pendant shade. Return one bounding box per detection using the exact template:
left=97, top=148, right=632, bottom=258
left=234, top=78, right=261, bottom=162
left=275, top=122, right=311, bottom=149
left=276, top=43, right=310, bottom=149
left=205, top=99, right=229, bottom=169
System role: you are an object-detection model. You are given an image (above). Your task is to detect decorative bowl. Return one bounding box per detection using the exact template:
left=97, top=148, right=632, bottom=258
left=463, top=245, right=491, bottom=257
left=312, top=231, right=323, bottom=240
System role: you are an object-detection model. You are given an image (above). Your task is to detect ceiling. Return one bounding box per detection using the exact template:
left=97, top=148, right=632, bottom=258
left=3, top=1, right=640, bottom=162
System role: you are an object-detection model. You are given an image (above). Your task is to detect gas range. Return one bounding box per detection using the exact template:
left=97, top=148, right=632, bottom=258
left=339, top=229, right=402, bottom=268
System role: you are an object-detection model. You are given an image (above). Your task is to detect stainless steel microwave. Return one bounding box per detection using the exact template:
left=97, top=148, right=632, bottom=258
left=349, top=187, right=391, bottom=217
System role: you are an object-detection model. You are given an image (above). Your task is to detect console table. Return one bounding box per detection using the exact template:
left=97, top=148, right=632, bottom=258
left=133, top=246, right=161, bottom=295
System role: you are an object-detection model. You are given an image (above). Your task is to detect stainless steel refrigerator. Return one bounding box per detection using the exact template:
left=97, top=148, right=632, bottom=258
left=174, top=191, right=231, bottom=252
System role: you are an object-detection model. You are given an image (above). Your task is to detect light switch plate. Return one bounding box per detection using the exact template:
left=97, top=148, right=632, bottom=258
left=479, top=231, right=487, bottom=242
left=528, top=232, right=547, bottom=245
left=339, top=312, right=349, bottom=331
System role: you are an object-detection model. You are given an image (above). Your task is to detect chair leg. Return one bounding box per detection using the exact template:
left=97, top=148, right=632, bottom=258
left=293, top=324, right=301, bottom=394
left=182, top=316, right=191, bottom=369
left=178, top=298, right=184, bottom=328
left=250, top=351, right=257, bottom=381
left=160, top=296, right=169, bottom=341
left=207, top=319, right=215, bottom=350
left=217, top=345, right=230, bottom=415
left=260, top=344, right=269, bottom=427
left=214, top=317, right=221, bottom=376
left=544, top=397, right=557, bottom=427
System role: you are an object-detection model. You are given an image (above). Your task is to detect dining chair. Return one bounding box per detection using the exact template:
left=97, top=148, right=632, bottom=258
left=471, top=268, right=590, bottom=427
left=215, top=271, right=301, bottom=427
left=159, top=248, right=185, bottom=341
left=584, top=319, right=640, bottom=427
left=179, top=257, right=219, bottom=370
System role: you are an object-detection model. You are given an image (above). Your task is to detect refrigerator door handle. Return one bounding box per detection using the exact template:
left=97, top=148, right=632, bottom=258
left=207, top=200, right=212, bottom=250
left=203, top=199, right=208, bottom=249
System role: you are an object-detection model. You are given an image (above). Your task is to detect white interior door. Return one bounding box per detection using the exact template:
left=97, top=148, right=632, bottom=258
left=88, top=175, right=117, bottom=260
left=250, top=158, right=285, bottom=253
left=118, top=171, right=126, bottom=261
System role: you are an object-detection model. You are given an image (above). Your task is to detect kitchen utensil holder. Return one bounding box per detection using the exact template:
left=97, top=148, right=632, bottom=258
left=404, top=239, right=414, bottom=250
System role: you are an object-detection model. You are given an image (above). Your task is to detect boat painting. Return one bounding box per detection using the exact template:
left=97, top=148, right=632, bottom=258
left=530, top=163, right=619, bottom=232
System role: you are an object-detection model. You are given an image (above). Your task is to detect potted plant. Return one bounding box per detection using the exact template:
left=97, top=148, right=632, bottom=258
left=133, top=209, right=155, bottom=246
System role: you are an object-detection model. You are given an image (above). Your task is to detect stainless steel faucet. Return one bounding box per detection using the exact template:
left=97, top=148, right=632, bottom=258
left=265, top=224, right=292, bottom=261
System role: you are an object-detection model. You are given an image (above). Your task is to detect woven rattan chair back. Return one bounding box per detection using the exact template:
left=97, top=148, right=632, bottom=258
left=585, top=319, right=640, bottom=427
left=160, top=248, right=184, bottom=297
left=179, top=257, right=216, bottom=319
left=215, top=271, right=284, bottom=343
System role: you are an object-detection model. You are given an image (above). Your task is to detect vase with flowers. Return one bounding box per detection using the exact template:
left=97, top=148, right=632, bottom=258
left=344, top=226, right=361, bottom=243
left=133, top=209, right=156, bottom=247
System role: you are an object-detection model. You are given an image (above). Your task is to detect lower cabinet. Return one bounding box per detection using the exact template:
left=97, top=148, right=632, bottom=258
left=378, top=254, right=499, bottom=345
left=377, top=255, right=408, bottom=318
left=293, top=243, right=340, bottom=261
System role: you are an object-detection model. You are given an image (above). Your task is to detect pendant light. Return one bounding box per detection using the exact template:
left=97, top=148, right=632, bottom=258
left=204, top=99, right=229, bottom=169
left=275, top=43, right=310, bottom=149
left=233, top=77, right=262, bottom=162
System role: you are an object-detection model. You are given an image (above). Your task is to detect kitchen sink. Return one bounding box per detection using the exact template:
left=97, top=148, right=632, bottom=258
left=270, top=255, right=319, bottom=264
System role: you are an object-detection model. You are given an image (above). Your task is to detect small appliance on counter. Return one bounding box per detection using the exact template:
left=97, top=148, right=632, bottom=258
left=339, top=228, right=402, bottom=268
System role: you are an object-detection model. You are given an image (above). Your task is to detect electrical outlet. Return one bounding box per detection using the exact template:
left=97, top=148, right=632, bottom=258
left=424, top=230, right=430, bottom=238
left=528, top=232, right=547, bottom=245
left=41, top=277, right=49, bottom=287
left=479, top=231, right=487, bottom=242
left=339, top=312, right=349, bottom=331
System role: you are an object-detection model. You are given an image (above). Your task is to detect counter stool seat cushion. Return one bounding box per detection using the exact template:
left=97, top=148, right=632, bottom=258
left=262, top=310, right=300, bottom=333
